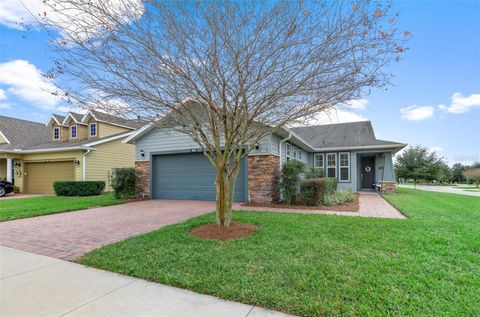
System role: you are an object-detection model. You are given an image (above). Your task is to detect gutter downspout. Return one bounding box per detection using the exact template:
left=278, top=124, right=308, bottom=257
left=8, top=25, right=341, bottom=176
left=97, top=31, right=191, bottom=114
left=82, top=150, right=92, bottom=181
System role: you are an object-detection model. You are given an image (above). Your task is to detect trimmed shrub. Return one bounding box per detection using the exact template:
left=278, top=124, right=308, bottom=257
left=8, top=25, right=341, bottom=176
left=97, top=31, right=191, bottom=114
left=278, top=160, right=306, bottom=205
left=298, top=177, right=338, bottom=206
left=324, top=177, right=338, bottom=196
left=305, top=167, right=324, bottom=179
left=322, top=189, right=354, bottom=206
left=299, top=178, right=326, bottom=206
left=54, top=181, right=105, bottom=196
left=111, top=168, right=137, bottom=199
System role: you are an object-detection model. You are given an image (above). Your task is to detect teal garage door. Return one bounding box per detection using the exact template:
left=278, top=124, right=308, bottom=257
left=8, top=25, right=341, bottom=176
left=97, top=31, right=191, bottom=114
left=151, top=152, right=247, bottom=202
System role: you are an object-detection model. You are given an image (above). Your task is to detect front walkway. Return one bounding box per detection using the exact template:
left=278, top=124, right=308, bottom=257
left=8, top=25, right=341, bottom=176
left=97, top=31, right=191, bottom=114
left=0, top=200, right=216, bottom=260
left=235, top=192, right=405, bottom=219
left=0, top=246, right=291, bottom=317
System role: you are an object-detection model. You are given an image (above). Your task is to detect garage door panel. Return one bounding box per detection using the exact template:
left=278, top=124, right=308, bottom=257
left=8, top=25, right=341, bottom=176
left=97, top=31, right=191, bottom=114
left=25, top=161, right=75, bottom=194
left=152, top=153, right=246, bottom=202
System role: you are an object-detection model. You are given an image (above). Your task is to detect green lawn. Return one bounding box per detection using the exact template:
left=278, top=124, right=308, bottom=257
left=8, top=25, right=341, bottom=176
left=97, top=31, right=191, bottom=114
left=80, top=188, right=480, bottom=316
left=0, top=194, right=126, bottom=221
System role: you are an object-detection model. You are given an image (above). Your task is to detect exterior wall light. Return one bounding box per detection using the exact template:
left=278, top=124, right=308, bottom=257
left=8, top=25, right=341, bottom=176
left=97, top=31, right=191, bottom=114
left=140, top=149, right=145, bottom=157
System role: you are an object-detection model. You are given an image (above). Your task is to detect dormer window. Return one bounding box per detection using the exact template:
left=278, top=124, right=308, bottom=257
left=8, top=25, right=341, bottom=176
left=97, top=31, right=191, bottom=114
left=53, top=127, right=60, bottom=140
left=89, top=123, right=97, bottom=137
left=71, top=125, right=78, bottom=139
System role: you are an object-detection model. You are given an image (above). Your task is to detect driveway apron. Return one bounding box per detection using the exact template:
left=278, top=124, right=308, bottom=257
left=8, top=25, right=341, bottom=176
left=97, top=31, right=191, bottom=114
left=0, top=200, right=215, bottom=260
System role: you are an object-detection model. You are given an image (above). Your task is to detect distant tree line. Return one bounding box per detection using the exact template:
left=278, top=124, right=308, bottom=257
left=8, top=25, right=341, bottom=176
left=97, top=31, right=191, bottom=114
left=394, top=145, right=480, bottom=188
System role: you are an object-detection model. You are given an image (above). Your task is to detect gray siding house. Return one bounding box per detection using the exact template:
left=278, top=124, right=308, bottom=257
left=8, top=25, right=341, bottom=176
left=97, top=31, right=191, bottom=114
left=126, top=121, right=405, bottom=203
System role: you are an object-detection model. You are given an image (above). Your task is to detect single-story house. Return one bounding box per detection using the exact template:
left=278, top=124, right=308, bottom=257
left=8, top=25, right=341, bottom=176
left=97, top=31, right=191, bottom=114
left=125, top=119, right=406, bottom=203
left=0, top=110, right=141, bottom=194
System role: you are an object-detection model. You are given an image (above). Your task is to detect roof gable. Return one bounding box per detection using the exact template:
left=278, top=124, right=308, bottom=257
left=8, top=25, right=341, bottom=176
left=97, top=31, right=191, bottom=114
left=83, top=109, right=143, bottom=130
left=46, top=114, right=66, bottom=127
left=62, top=112, right=86, bottom=125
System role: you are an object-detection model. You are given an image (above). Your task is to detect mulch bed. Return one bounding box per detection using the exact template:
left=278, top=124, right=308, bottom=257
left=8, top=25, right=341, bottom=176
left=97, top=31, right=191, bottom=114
left=190, top=222, right=260, bottom=240
left=242, top=193, right=359, bottom=212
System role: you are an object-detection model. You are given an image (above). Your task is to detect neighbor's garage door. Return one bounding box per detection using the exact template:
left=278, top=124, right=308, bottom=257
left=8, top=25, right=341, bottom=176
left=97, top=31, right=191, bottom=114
left=25, top=161, right=75, bottom=194
left=152, top=152, right=247, bottom=202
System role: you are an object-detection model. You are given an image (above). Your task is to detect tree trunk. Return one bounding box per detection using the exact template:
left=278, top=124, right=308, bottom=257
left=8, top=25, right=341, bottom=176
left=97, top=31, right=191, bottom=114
left=215, top=166, right=230, bottom=226
left=214, top=159, right=241, bottom=227
left=413, top=179, right=417, bottom=190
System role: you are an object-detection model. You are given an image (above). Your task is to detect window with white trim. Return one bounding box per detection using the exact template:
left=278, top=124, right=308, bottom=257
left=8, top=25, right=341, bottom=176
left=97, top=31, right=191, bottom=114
left=339, top=152, right=350, bottom=182
left=70, top=125, right=78, bottom=139
left=326, top=153, right=336, bottom=178
left=89, top=123, right=97, bottom=137
left=53, top=127, right=60, bottom=140
left=286, top=143, right=293, bottom=161
left=314, top=153, right=324, bottom=170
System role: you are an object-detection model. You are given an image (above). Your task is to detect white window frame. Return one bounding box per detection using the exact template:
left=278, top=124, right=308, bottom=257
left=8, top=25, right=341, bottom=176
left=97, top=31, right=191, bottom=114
left=89, top=123, right=97, bottom=137
left=326, top=153, right=337, bottom=178
left=314, top=153, right=324, bottom=170
left=70, top=125, right=78, bottom=139
left=339, top=152, right=350, bottom=182
left=286, top=143, right=293, bottom=161
left=53, top=127, right=60, bottom=140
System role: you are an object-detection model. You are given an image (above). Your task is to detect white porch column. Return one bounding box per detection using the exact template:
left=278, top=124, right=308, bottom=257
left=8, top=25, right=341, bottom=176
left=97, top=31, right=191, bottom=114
left=6, top=158, right=13, bottom=183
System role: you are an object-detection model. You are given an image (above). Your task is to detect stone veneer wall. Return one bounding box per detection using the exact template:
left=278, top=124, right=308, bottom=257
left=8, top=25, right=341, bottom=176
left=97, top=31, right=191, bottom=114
left=381, top=181, right=396, bottom=193
left=135, top=161, right=150, bottom=198
left=248, top=155, right=280, bottom=203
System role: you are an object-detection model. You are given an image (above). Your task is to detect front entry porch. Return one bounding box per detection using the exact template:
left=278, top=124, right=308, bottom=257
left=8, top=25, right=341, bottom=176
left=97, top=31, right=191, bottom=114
left=356, top=152, right=397, bottom=193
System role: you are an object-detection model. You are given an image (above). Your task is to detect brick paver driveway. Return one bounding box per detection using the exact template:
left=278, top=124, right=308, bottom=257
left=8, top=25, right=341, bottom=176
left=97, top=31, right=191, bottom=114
left=0, top=200, right=215, bottom=261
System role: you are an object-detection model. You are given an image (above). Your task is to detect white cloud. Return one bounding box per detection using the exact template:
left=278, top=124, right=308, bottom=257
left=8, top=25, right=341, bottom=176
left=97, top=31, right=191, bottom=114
left=0, top=0, right=41, bottom=29
left=0, top=0, right=144, bottom=40
left=400, top=105, right=434, bottom=121
left=0, top=89, right=6, bottom=100
left=0, top=59, right=61, bottom=110
left=0, top=103, right=11, bottom=109
left=438, top=92, right=480, bottom=114
left=306, top=108, right=368, bottom=125
left=338, top=99, right=369, bottom=110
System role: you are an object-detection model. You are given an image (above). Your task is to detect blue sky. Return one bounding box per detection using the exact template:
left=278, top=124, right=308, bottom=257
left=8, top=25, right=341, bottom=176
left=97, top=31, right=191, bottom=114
left=0, top=0, right=479, bottom=165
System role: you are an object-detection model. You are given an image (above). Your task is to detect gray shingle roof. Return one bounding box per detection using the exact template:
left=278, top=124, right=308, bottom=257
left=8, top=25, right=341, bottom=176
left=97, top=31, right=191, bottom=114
left=0, top=114, right=133, bottom=152
left=90, top=110, right=145, bottom=129
left=52, top=114, right=66, bottom=124
left=0, top=116, right=51, bottom=150
left=291, top=121, right=403, bottom=149
left=67, top=112, right=85, bottom=123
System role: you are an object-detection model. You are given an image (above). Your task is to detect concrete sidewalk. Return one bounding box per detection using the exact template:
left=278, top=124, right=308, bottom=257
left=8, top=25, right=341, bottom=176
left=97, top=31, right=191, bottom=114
left=400, top=184, right=480, bottom=197
left=0, top=246, right=292, bottom=317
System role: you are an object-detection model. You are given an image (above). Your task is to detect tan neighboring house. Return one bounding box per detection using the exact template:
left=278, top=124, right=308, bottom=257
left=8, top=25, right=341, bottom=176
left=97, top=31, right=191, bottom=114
left=0, top=110, right=141, bottom=194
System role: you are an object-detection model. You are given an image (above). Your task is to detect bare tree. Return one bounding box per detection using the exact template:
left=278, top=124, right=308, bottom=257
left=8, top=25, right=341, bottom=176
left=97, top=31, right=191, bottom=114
left=39, top=0, right=407, bottom=226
